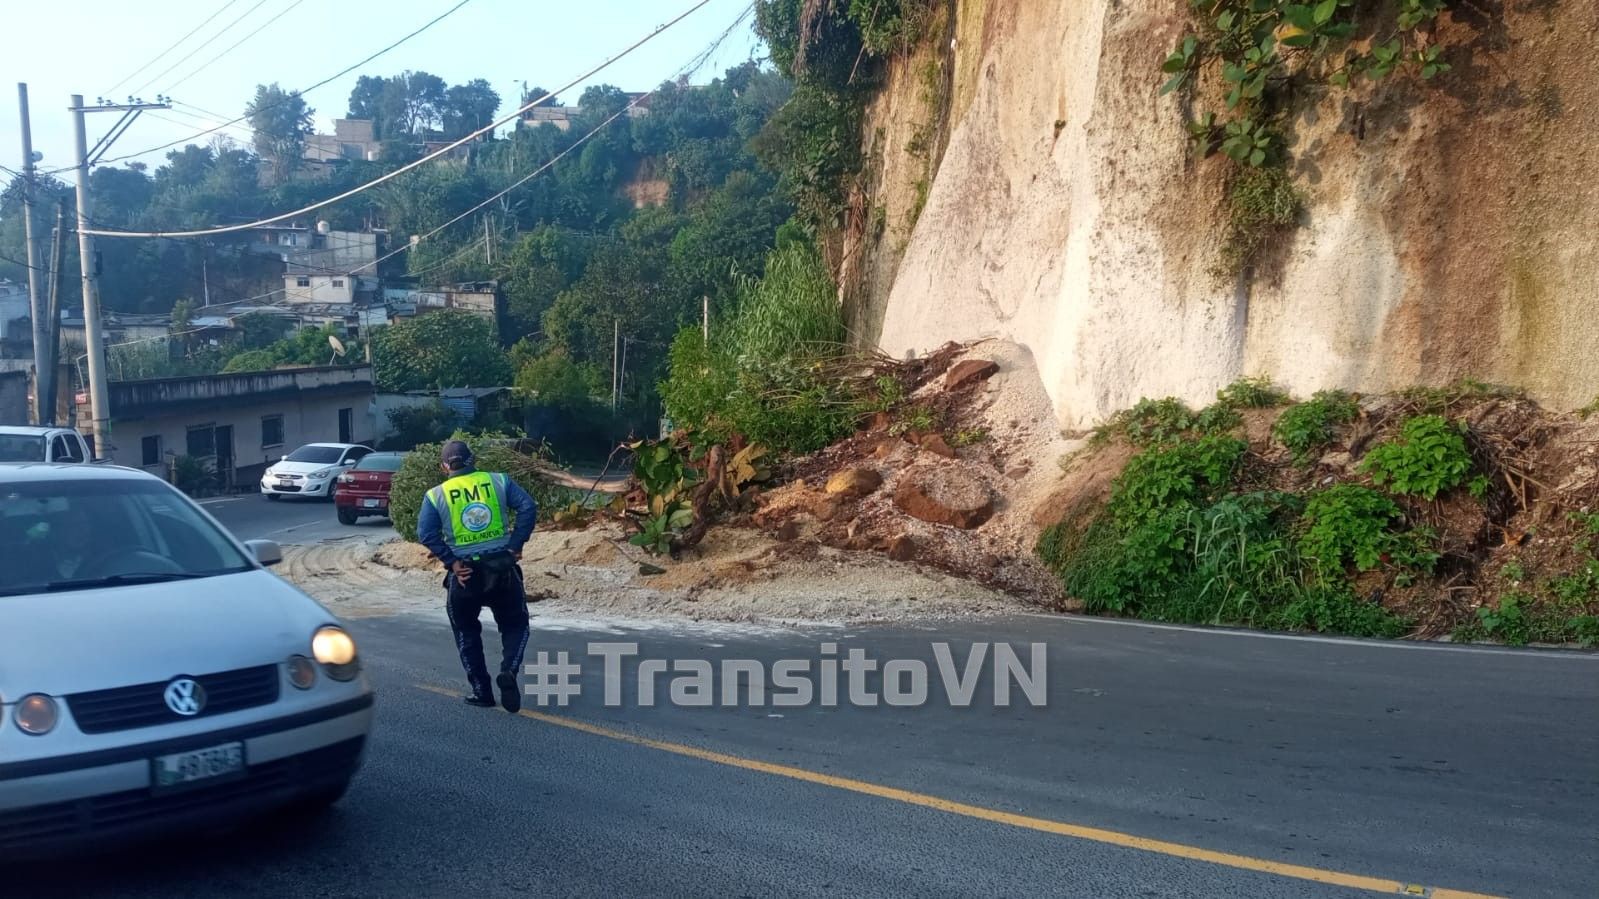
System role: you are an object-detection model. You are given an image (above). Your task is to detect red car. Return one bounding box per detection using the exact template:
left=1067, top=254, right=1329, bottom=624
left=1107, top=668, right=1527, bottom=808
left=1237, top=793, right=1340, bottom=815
left=335, top=451, right=406, bottom=524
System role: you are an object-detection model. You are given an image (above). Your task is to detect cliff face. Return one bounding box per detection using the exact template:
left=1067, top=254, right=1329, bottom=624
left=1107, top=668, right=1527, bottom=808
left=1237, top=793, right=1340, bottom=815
left=847, top=0, right=1599, bottom=429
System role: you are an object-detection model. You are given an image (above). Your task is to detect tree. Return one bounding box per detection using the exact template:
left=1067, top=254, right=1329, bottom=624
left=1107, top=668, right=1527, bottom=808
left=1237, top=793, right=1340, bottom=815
left=370, top=311, right=511, bottom=391
left=514, top=349, right=603, bottom=412
left=442, top=79, right=501, bottom=139
left=246, top=83, right=313, bottom=183
left=347, top=75, right=387, bottom=131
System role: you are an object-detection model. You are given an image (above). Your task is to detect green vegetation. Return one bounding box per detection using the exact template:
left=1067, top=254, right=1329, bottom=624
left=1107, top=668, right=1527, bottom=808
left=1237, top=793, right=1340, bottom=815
left=387, top=433, right=581, bottom=542
left=1215, top=375, right=1289, bottom=409
left=1158, top=1, right=1451, bottom=277
left=370, top=310, right=512, bottom=392
left=660, top=242, right=859, bottom=455
left=1358, top=414, right=1475, bottom=500
left=1272, top=390, right=1359, bottom=463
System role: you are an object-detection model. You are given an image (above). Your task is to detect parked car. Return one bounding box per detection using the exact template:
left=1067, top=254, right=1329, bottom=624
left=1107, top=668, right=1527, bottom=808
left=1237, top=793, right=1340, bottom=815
left=0, top=464, right=374, bottom=856
left=260, top=443, right=372, bottom=500
left=0, top=426, right=93, bottom=464
left=334, top=451, right=405, bottom=525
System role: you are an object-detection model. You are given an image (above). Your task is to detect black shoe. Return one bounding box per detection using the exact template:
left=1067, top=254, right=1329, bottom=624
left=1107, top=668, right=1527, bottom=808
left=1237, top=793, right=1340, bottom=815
left=497, top=672, right=521, bottom=713
left=463, top=693, right=496, bottom=708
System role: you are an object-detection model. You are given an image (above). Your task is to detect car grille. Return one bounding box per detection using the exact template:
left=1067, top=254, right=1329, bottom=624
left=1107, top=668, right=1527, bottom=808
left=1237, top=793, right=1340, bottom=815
left=66, top=665, right=281, bottom=734
left=271, top=484, right=303, bottom=492
left=0, top=737, right=365, bottom=852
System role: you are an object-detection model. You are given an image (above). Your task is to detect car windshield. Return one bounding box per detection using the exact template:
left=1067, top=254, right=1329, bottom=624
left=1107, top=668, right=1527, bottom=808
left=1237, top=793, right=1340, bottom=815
left=356, top=454, right=404, bottom=472
left=285, top=445, right=345, bottom=464
left=0, top=478, right=254, bottom=596
left=0, top=434, right=46, bottom=462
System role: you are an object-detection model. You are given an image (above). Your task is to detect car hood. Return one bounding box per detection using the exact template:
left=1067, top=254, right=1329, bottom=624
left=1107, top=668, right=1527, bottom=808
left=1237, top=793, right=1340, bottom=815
left=267, top=460, right=340, bottom=476
left=0, top=570, right=334, bottom=698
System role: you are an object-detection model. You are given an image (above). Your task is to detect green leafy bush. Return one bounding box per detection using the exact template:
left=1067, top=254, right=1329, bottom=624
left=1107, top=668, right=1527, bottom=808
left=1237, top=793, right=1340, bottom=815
left=1215, top=166, right=1302, bottom=278
left=1215, top=376, right=1288, bottom=409
left=389, top=433, right=581, bottom=543
left=1273, top=585, right=1408, bottom=639
left=1297, top=484, right=1405, bottom=578
left=1272, top=390, right=1358, bottom=463
left=1109, top=435, right=1248, bottom=523
left=1359, top=414, right=1474, bottom=500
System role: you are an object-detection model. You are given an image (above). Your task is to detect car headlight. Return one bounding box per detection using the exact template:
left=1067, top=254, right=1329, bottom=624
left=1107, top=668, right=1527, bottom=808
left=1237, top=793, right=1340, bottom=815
left=286, top=655, right=317, bottom=689
left=14, top=694, right=58, bottom=735
left=311, top=626, right=359, bottom=681
left=310, top=469, right=333, bottom=480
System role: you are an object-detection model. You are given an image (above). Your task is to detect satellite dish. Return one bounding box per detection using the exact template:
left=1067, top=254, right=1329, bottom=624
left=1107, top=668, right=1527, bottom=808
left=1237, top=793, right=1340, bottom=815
left=316, top=220, right=331, bottom=235
left=328, top=334, right=347, bottom=365
left=28, top=150, right=42, bottom=163
left=409, top=235, right=420, bottom=247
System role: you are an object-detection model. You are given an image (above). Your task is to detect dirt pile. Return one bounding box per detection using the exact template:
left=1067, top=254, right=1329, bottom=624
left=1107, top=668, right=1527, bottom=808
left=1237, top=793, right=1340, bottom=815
left=1038, top=384, right=1599, bottom=641
left=747, top=340, right=1077, bottom=601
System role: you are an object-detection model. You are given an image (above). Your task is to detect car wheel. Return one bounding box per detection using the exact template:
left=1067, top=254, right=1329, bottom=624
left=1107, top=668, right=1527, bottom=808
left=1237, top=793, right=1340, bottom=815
left=337, top=507, right=358, bottom=525
left=265, top=493, right=282, bottom=501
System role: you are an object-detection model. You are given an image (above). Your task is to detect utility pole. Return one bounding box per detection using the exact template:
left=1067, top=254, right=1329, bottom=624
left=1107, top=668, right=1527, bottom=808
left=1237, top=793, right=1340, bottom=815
left=610, top=318, right=619, bottom=413
left=68, top=94, right=168, bottom=458
left=40, top=199, right=66, bottom=426
left=17, top=83, right=46, bottom=423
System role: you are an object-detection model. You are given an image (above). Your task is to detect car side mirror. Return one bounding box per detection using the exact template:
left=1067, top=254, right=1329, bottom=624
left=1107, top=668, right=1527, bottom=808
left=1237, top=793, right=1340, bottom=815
left=244, top=539, right=283, bottom=567
left=342, top=459, right=356, bottom=465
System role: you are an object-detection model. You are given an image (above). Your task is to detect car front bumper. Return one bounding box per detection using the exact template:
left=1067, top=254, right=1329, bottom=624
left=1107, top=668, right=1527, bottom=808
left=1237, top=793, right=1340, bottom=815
left=0, top=693, right=373, bottom=856
left=260, top=476, right=334, bottom=497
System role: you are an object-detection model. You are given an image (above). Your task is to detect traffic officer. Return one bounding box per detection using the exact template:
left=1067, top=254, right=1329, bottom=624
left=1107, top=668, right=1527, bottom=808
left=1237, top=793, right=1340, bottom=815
left=417, top=440, right=538, bottom=712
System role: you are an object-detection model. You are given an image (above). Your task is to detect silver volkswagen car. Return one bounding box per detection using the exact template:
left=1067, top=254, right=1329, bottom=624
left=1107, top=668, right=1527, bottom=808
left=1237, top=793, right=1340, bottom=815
left=0, top=464, right=374, bottom=856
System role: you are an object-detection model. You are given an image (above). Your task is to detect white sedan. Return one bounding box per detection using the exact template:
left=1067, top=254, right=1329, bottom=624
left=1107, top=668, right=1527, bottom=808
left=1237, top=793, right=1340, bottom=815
left=0, top=464, right=374, bottom=856
left=260, top=443, right=373, bottom=500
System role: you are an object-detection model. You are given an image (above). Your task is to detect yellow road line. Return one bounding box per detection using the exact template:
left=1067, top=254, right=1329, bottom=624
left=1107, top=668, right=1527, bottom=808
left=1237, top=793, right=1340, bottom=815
left=414, top=683, right=1502, bottom=898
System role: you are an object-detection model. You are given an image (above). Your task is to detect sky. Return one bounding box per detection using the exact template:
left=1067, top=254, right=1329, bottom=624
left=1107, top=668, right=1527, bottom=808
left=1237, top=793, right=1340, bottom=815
left=0, top=0, right=765, bottom=177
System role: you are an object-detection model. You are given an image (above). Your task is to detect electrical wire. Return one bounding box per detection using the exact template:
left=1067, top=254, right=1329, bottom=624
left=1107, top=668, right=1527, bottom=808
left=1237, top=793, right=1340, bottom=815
left=70, top=0, right=475, bottom=174
left=80, top=0, right=715, bottom=239
left=99, top=3, right=751, bottom=349
left=164, top=0, right=306, bottom=93
left=129, top=0, right=271, bottom=97
left=104, top=0, right=242, bottom=96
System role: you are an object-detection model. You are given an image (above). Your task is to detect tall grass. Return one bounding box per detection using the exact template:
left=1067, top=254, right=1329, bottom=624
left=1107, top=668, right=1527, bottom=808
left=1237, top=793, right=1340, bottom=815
left=727, top=242, right=845, bottom=361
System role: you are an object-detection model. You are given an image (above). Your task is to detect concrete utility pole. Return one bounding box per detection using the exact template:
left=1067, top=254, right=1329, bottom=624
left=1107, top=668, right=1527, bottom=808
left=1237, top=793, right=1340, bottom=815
left=68, top=94, right=168, bottom=457
left=41, top=200, right=66, bottom=426
left=611, top=318, right=620, bottom=413
left=16, top=83, right=46, bottom=423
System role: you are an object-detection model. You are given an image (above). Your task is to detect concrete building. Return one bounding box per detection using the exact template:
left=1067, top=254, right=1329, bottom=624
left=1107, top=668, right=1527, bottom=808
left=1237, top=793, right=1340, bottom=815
left=88, top=365, right=377, bottom=489
left=0, top=280, right=31, bottom=360
left=303, top=118, right=381, bottom=163
left=284, top=230, right=381, bottom=305
left=0, top=370, right=27, bottom=425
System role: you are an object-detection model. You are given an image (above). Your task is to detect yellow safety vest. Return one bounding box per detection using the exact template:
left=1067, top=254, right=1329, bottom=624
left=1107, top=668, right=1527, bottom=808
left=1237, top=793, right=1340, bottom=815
left=426, top=470, right=511, bottom=556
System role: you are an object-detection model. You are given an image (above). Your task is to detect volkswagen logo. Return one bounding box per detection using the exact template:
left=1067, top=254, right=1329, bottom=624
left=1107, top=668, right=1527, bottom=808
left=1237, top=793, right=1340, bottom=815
left=163, top=677, right=206, bottom=716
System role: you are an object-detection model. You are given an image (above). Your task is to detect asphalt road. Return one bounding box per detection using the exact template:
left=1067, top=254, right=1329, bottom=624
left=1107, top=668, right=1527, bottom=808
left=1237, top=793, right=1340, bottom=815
left=200, top=492, right=397, bottom=545
left=11, top=604, right=1597, bottom=897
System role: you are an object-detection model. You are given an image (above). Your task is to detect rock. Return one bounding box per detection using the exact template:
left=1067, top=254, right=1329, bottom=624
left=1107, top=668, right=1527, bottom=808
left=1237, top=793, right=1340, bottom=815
left=1061, top=597, right=1087, bottom=613
left=812, top=494, right=846, bottom=522
left=920, top=434, right=957, bottom=459
left=868, top=411, right=893, bottom=431
left=638, top=562, right=667, bottom=576
left=886, top=535, right=918, bottom=561
left=773, top=520, right=800, bottom=542
left=1005, top=465, right=1031, bottom=480
left=826, top=467, right=884, bottom=498
left=524, top=588, right=557, bottom=603
left=872, top=440, right=897, bottom=460
left=945, top=358, right=1000, bottom=391
left=980, top=553, right=1001, bottom=568
left=893, top=467, right=996, bottom=529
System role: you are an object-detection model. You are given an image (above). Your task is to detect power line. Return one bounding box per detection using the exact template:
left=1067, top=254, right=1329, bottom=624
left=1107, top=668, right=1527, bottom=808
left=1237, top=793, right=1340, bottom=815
left=62, top=0, right=475, bottom=174
left=164, top=0, right=306, bottom=93
left=129, top=0, right=271, bottom=97
left=81, top=0, right=716, bottom=239
left=105, top=0, right=242, bottom=95
left=101, top=4, right=751, bottom=349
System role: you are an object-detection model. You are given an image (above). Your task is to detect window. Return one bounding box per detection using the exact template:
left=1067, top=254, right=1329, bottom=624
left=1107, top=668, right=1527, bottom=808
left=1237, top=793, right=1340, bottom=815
left=52, top=435, right=84, bottom=464
left=331, top=279, right=345, bottom=289
left=261, top=415, right=284, bottom=448
left=141, top=435, right=162, bottom=467
left=186, top=425, right=216, bottom=458
left=295, top=276, right=311, bottom=288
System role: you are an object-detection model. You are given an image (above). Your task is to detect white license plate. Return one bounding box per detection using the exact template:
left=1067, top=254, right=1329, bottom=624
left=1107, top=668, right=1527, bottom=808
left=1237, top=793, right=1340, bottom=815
left=277, top=479, right=294, bottom=486
left=151, top=741, right=245, bottom=792
left=362, top=498, right=381, bottom=508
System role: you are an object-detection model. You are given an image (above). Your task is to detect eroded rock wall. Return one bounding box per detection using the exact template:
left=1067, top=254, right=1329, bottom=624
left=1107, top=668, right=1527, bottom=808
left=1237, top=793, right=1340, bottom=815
left=859, top=0, right=1599, bottom=429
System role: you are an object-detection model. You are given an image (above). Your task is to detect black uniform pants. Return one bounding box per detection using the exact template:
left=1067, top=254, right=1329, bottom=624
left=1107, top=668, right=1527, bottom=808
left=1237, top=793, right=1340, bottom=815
left=444, top=560, right=530, bottom=699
